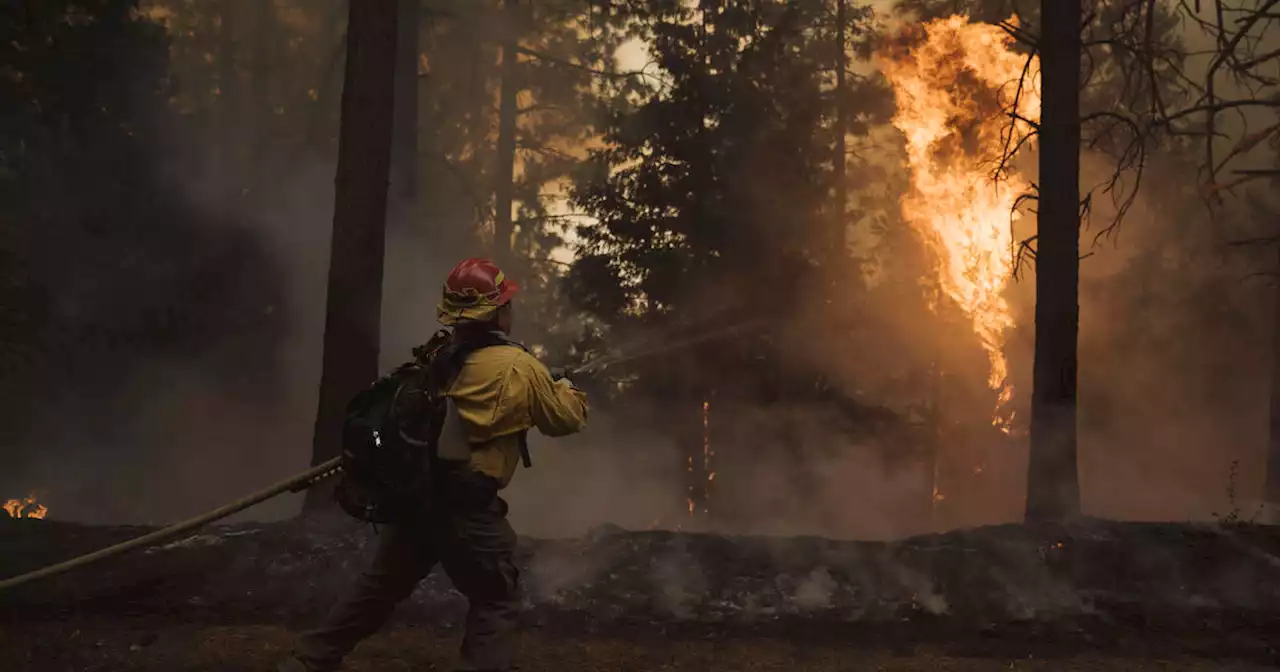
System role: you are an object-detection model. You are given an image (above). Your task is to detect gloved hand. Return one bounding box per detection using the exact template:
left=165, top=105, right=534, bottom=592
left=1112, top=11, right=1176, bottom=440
left=549, top=366, right=582, bottom=392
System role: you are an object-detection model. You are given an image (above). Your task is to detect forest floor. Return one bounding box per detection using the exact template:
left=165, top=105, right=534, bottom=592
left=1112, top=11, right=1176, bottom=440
left=2, top=517, right=1279, bottom=671
left=3, top=616, right=1276, bottom=671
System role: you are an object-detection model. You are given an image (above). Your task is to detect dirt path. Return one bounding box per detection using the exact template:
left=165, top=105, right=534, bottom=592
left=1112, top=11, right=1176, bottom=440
left=2, top=619, right=1274, bottom=672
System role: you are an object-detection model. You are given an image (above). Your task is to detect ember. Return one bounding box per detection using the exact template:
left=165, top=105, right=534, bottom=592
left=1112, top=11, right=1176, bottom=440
left=3, top=494, right=48, bottom=520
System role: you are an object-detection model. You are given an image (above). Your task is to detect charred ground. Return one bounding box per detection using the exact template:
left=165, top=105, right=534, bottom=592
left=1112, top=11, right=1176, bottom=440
left=2, top=518, right=1279, bottom=670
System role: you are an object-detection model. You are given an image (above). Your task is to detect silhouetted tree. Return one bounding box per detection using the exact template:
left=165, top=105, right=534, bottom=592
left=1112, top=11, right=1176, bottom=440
left=1025, top=0, right=1083, bottom=522
left=0, top=0, right=288, bottom=507
left=567, top=0, right=902, bottom=524
left=1267, top=204, right=1280, bottom=518
left=305, top=0, right=400, bottom=511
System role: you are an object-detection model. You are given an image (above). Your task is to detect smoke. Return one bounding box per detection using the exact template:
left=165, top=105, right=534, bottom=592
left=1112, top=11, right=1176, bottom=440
left=1069, top=152, right=1274, bottom=521
left=496, top=5, right=1277, bottom=540
left=830, top=9, right=1280, bottom=533
left=6, top=1, right=1278, bottom=545
left=973, top=143, right=1276, bottom=526
left=507, top=403, right=688, bottom=538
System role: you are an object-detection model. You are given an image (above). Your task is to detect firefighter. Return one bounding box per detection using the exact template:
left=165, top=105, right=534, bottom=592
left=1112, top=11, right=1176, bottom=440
left=280, top=258, right=589, bottom=672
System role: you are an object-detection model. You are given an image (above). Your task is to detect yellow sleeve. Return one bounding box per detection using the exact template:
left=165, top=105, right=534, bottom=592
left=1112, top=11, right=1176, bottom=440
left=513, top=353, right=589, bottom=437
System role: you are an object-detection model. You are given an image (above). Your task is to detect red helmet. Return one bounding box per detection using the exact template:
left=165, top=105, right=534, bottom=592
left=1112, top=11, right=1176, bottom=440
left=436, top=258, right=520, bottom=325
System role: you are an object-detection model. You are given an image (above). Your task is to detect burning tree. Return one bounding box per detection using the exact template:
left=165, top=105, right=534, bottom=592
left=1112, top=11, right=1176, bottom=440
left=882, top=0, right=1280, bottom=523
left=878, top=8, right=1090, bottom=522
left=878, top=17, right=1042, bottom=523
left=879, top=17, right=1040, bottom=436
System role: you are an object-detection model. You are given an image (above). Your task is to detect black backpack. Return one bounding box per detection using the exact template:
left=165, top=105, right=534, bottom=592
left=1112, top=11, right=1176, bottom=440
left=333, top=329, right=525, bottom=523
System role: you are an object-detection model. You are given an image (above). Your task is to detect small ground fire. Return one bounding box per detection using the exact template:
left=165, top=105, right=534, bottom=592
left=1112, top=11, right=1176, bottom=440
left=4, top=494, right=48, bottom=520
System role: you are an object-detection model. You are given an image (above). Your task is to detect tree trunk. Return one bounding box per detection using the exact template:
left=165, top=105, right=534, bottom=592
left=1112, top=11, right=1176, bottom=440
left=391, top=0, right=419, bottom=205
left=1025, top=0, right=1082, bottom=523
left=1265, top=241, right=1280, bottom=521
left=834, top=0, right=847, bottom=217
left=927, top=358, right=942, bottom=532
left=493, top=0, right=520, bottom=270
left=379, top=0, right=422, bottom=364
left=304, top=0, right=400, bottom=513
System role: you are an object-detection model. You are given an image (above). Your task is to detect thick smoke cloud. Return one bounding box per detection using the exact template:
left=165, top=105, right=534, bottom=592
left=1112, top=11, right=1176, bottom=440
left=5, top=1, right=1277, bottom=540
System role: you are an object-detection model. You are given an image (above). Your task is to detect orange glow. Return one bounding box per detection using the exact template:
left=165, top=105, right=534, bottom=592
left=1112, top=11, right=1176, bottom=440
left=880, top=16, right=1040, bottom=432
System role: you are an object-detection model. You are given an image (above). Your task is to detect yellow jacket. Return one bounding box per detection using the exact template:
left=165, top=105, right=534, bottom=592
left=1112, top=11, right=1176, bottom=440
left=445, top=344, right=588, bottom=487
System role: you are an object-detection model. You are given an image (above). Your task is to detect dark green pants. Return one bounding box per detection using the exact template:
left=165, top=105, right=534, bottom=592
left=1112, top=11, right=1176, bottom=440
left=294, top=478, right=520, bottom=671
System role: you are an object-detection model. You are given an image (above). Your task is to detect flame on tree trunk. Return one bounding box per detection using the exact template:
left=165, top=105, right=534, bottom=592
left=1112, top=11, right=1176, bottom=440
left=1025, top=0, right=1082, bottom=523
left=702, top=399, right=714, bottom=514
left=684, top=377, right=713, bottom=520
left=304, top=0, right=400, bottom=512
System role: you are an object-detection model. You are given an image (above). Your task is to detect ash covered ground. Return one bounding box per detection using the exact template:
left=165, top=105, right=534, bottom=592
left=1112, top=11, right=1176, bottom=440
left=2, top=517, right=1279, bottom=670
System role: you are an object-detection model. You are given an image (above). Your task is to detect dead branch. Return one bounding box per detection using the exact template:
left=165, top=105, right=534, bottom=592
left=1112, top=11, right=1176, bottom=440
left=1088, top=0, right=1280, bottom=210
left=993, top=51, right=1040, bottom=185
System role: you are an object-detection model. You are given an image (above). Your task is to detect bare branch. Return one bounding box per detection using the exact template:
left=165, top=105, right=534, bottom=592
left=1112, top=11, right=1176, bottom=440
left=1105, top=0, right=1280, bottom=207
left=993, top=51, right=1040, bottom=185
left=1234, top=45, right=1280, bottom=72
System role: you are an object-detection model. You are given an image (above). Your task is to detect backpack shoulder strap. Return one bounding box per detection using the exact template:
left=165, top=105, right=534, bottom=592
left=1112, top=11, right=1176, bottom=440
left=426, top=330, right=527, bottom=390
left=486, top=330, right=529, bottom=353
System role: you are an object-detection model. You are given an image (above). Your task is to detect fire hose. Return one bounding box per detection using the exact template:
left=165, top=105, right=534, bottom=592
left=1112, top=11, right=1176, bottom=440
left=0, top=457, right=343, bottom=592
left=0, top=317, right=762, bottom=594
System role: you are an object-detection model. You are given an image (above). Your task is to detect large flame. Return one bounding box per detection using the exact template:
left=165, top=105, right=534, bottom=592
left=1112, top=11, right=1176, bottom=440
left=4, top=494, right=48, bottom=520
left=879, top=16, right=1040, bottom=431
